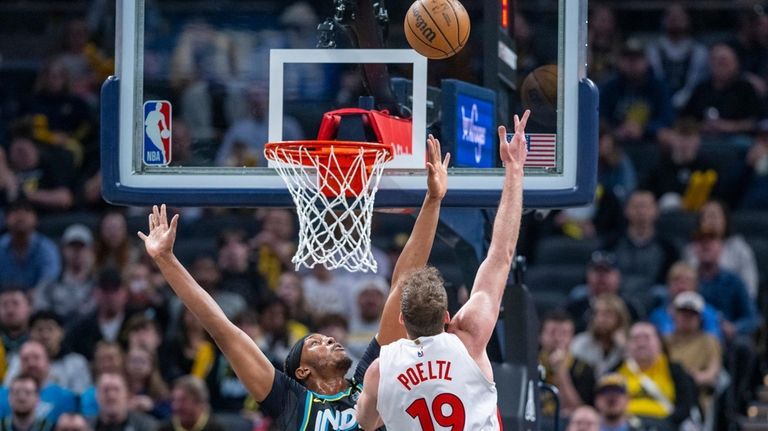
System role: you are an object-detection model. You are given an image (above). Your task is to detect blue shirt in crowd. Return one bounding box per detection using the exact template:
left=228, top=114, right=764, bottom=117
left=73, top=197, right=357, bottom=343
left=0, top=233, right=61, bottom=290
left=649, top=302, right=723, bottom=342
left=0, top=383, right=77, bottom=424
left=699, top=270, right=760, bottom=336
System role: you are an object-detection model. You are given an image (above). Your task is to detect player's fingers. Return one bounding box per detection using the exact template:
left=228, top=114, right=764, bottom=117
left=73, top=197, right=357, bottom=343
left=137, top=231, right=148, bottom=241
left=519, top=110, right=531, bottom=129
left=426, top=161, right=435, bottom=174
left=152, top=205, right=160, bottom=225
left=514, top=114, right=520, bottom=130
left=497, top=126, right=508, bottom=142
left=160, top=204, right=168, bottom=227
left=442, top=152, right=451, bottom=168
left=170, top=214, right=179, bottom=233
left=148, top=214, right=154, bottom=231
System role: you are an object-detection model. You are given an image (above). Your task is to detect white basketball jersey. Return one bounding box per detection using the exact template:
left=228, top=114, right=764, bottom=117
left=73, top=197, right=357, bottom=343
left=377, top=332, right=500, bottom=430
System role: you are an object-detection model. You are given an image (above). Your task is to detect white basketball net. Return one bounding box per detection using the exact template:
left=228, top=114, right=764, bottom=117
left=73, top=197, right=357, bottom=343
left=265, top=144, right=391, bottom=273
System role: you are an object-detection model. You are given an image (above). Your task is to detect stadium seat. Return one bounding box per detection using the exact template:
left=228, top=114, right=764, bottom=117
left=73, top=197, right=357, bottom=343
left=656, top=211, right=697, bottom=249
left=37, top=212, right=101, bottom=240
left=732, top=211, right=768, bottom=238
left=532, top=236, right=601, bottom=266
left=524, top=264, right=586, bottom=313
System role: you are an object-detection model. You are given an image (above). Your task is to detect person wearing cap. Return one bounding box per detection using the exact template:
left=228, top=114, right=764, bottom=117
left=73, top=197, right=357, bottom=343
left=594, top=374, right=653, bottom=431
left=4, top=311, right=92, bottom=394
left=666, top=291, right=721, bottom=414
left=599, top=37, right=674, bottom=145
left=648, top=262, right=722, bottom=341
left=137, top=135, right=449, bottom=430
left=0, top=200, right=61, bottom=292
left=692, top=228, right=759, bottom=340
left=347, top=278, right=388, bottom=360
left=681, top=43, right=762, bottom=137
left=615, top=322, right=697, bottom=429
left=566, top=251, right=643, bottom=333
left=34, top=224, right=96, bottom=320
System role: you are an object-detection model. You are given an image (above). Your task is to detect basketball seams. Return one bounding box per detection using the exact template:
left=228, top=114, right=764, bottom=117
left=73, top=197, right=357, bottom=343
left=405, top=14, right=451, bottom=58
left=449, top=0, right=460, bottom=48
left=419, top=0, right=457, bottom=54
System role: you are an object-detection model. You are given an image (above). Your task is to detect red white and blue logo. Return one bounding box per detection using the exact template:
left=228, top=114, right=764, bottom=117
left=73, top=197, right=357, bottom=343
left=143, top=101, right=172, bottom=166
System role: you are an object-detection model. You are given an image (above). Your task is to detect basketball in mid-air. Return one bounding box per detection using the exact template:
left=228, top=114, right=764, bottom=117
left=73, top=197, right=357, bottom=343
left=404, top=0, right=470, bottom=60
left=520, top=64, right=558, bottom=125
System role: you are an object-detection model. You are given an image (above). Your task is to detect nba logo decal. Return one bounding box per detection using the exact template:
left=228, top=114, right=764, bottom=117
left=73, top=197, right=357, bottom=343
left=143, top=101, right=172, bottom=166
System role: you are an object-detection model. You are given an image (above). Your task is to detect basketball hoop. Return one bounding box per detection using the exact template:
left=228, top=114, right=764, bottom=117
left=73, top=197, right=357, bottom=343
left=264, top=140, right=395, bottom=273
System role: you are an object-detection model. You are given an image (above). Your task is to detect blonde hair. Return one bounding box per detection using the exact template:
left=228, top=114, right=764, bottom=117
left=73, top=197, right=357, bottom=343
left=589, top=294, right=630, bottom=335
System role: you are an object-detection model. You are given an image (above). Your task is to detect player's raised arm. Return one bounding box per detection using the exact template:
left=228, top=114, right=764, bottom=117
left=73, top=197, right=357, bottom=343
left=451, top=110, right=529, bottom=358
left=376, top=136, right=449, bottom=346
left=137, top=204, right=275, bottom=401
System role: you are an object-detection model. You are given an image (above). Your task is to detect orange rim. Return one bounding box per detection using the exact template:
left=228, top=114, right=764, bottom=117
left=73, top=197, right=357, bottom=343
left=264, top=140, right=395, bottom=167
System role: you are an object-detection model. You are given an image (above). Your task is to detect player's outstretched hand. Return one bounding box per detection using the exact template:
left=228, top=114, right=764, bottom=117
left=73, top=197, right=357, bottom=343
left=426, top=134, right=450, bottom=200
left=137, top=204, right=179, bottom=260
left=498, top=109, right=530, bottom=175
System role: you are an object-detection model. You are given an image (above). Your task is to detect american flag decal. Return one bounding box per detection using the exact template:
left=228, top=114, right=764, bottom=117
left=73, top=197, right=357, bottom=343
left=524, top=134, right=557, bottom=169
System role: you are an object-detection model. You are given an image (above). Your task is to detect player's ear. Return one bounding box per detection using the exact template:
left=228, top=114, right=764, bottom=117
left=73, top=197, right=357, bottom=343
left=295, top=366, right=311, bottom=381
left=443, top=311, right=450, bottom=324
left=398, top=312, right=404, bottom=325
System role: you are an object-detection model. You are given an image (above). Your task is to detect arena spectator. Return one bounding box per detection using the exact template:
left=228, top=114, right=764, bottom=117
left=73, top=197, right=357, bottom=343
left=78, top=342, right=125, bottom=418
left=122, top=263, right=169, bottom=328
left=64, top=268, right=134, bottom=360
left=0, top=131, right=74, bottom=212
left=88, top=373, right=157, bottom=431
left=645, top=119, right=721, bottom=211
left=597, top=125, right=637, bottom=209
left=274, top=271, right=314, bottom=329
left=1, top=374, right=51, bottom=431
left=215, top=85, right=303, bottom=167
left=250, top=209, right=295, bottom=290
left=566, top=406, right=601, bottom=431
left=4, top=311, right=91, bottom=393
left=0, top=201, right=61, bottom=291
left=255, top=298, right=301, bottom=364
left=615, top=322, right=697, bottom=429
left=158, top=376, right=224, bottom=431
left=682, top=44, right=762, bottom=137
left=177, top=256, right=246, bottom=321
left=645, top=3, right=709, bottom=110
left=0, top=288, right=32, bottom=362
left=161, top=308, right=213, bottom=383
left=123, top=315, right=163, bottom=355
left=124, top=347, right=170, bottom=420
left=22, top=58, right=93, bottom=148
left=52, top=18, right=113, bottom=105
left=167, top=119, right=207, bottom=167
left=301, top=265, right=355, bottom=318
left=594, top=373, right=655, bottom=431
left=571, top=294, right=630, bottom=377
left=539, top=311, right=595, bottom=417
left=55, top=413, right=90, bottom=431
left=347, top=278, right=387, bottom=360
left=665, top=292, right=721, bottom=413
left=566, top=251, right=643, bottom=333
left=600, top=38, right=674, bottom=145
left=34, top=224, right=96, bottom=320
left=682, top=200, right=758, bottom=298
left=728, top=8, right=768, bottom=95
left=649, top=262, right=722, bottom=340
left=216, top=230, right=266, bottom=309
left=0, top=341, right=76, bottom=425
left=587, top=5, right=622, bottom=85
left=94, top=211, right=138, bottom=271
left=741, top=122, right=768, bottom=209
left=606, top=190, right=678, bottom=290
left=692, top=229, right=759, bottom=339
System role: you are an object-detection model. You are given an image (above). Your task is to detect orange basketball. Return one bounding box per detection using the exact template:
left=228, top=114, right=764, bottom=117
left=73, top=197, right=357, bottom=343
left=404, top=0, right=470, bottom=60
left=521, top=64, right=558, bottom=111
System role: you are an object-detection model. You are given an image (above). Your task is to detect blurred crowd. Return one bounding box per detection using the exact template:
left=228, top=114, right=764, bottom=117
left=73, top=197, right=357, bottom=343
left=0, top=1, right=767, bottom=431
